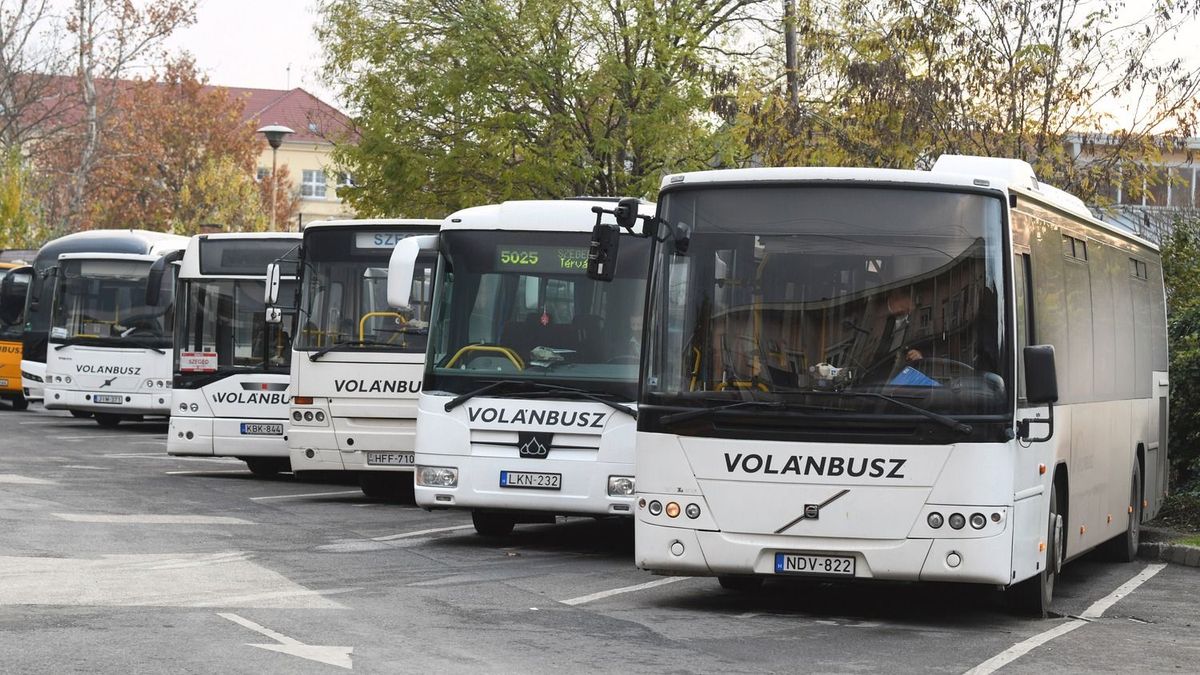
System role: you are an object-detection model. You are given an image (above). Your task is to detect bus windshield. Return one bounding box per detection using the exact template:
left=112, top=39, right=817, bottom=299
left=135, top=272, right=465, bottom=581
left=645, top=185, right=1008, bottom=420
left=50, top=258, right=174, bottom=348
left=426, top=230, right=650, bottom=400
left=294, top=228, right=435, bottom=353
left=177, top=279, right=295, bottom=374
left=0, top=268, right=29, bottom=341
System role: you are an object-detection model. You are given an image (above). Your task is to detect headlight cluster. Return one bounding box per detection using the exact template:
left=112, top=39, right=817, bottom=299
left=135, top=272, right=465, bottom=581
left=178, top=402, right=199, bottom=413
left=928, top=510, right=996, bottom=531
left=416, top=466, right=458, bottom=487
left=290, top=409, right=327, bottom=424
left=607, top=476, right=635, bottom=496
left=640, top=498, right=702, bottom=520
left=144, top=379, right=171, bottom=389
left=22, top=371, right=44, bottom=383
left=49, top=375, right=72, bottom=384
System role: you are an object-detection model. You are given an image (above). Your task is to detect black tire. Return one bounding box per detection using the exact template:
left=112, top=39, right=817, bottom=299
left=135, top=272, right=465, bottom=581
left=70, top=410, right=93, bottom=419
left=1103, top=461, right=1142, bottom=562
left=472, top=510, right=516, bottom=537
left=1011, top=482, right=1063, bottom=617
left=358, top=472, right=415, bottom=503
left=10, top=395, right=28, bottom=411
left=245, top=458, right=289, bottom=477
left=717, top=575, right=765, bottom=592
left=94, top=413, right=122, bottom=428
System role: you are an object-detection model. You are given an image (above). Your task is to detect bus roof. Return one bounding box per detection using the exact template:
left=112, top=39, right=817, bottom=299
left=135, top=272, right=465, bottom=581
left=179, top=232, right=303, bottom=279
left=33, top=230, right=188, bottom=268
left=660, top=155, right=1157, bottom=252
left=441, top=199, right=654, bottom=233
left=302, top=218, right=442, bottom=232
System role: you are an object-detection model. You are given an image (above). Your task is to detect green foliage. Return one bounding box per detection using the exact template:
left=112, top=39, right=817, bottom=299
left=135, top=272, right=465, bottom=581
left=317, top=0, right=757, bottom=217
left=1162, top=217, right=1200, bottom=488
left=172, top=157, right=269, bottom=235
left=0, top=149, right=46, bottom=248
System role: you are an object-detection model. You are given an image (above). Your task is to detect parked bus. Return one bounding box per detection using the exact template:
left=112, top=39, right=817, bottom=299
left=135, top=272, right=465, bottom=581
left=591, top=156, right=1167, bottom=615
left=42, top=231, right=188, bottom=426
left=271, top=219, right=440, bottom=499
left=17, top=230, right=180, bottom=406
left=388, top=200, right=652, bottom=535
left=168, top=232, right=302, bottom=475
left=0, top=262, right=32, bottom=410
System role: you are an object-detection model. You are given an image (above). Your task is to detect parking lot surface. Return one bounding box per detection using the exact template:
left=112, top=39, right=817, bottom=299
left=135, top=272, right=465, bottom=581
left=1, top=407, right=1197, bottom=673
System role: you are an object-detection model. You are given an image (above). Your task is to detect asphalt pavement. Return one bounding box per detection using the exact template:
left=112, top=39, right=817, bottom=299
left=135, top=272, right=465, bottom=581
left=1, top=404, right=1196, bottom=673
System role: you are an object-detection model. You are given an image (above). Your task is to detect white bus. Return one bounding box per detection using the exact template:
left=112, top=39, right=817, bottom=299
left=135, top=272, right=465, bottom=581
left=389, top=200, right=651, bottom=536
left=273, top=219, right=440, bottom=500
left=599, top=156, right=1167, bottom=614
left=43, top=232, right=189, bottom=426
left=168, top=233, right=302, bottom=475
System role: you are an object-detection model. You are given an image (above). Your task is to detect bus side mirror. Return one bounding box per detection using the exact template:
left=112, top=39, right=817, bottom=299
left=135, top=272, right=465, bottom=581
left=32, top=267, right=55, bottom=304
left=612, top=196, right=640, bottom=231
left=265, top=307, right=282, bottom=324
left=1018, top=345, right=1058, bottom=442
left=264, top=263, right=282, bottom=305
left=587, top=223, right=620, bottom=282
left=145, top=250, right=184, bottom=306
left=388, top=234, right=439, bottom=310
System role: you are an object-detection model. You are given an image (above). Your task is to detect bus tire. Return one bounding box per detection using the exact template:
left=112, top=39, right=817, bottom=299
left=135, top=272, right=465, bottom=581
left=246, top=458, right=288, bottom=477
left=94, top=413, right=122, bottom=428
left=10, top=395, right=28, bottom=411
left=70, top=410, right=92, bottom=419
left=718, top=575, right=765, bottom=592
left=472, top=510, right=516, bottom=537
left=1011, top=483, right=1062, bottom=617
left=358, top=472, right=415, bottom=502
left=1103, top=461, right=1141, bottom=563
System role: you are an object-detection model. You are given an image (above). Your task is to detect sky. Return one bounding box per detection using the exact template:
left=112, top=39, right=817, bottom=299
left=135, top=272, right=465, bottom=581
left=163, top=0, right=336, bottom=105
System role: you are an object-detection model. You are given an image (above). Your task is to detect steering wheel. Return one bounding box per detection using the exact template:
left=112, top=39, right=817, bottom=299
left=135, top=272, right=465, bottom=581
left=915, top=356, right=975, bottom=373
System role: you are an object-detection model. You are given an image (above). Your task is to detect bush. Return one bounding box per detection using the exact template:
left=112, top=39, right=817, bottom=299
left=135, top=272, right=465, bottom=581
left=1162, top=218, right=1200, bottom=487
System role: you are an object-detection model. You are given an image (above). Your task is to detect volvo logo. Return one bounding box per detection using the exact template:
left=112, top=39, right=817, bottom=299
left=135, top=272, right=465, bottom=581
left=99, top=376, right=118, bottom=388
left=517, top=432, right=552, bottom=459
left=774, top=489, right=850, bottom=534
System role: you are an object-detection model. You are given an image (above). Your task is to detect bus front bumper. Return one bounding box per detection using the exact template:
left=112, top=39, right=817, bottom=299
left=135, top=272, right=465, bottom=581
left=43, top=387, right=170, bottom=416
left=635, top=517, right=1013, bottom=585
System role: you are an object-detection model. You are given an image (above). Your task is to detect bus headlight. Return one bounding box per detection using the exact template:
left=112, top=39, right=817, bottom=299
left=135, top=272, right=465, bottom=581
left=607, top=476, right=635, bottom=496
left=416, top=466, right=458, bottom=488
left=969, top=513, right=987, bottom=530
left=685, top=503, right=701, bottom=519
left=648, top=500, right=663, bottom=516
left=948, top=513, right=966, bottom=530
left=927, top=512, right=944, bottom=529
left=179, top=403, right=187, bottom=412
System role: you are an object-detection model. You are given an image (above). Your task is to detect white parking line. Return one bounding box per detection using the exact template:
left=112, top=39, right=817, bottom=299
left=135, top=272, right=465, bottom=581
left=963, top=563, right=1166, bottom=675
left=560, top=576, right=691, bottom=606
left=53, top=513, right=255, bottom=525
left=370, top=525, right=475, bottom=541
left=250, top=490, right=362, bottom=501
left=166, top=469, right=251, bottom=475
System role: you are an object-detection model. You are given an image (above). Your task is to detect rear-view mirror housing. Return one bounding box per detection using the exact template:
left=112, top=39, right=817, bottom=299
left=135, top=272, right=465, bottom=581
left=387, top=234, right=439, bottom=310
left=586, top=223, right=621, bottom=282
left=1023, top=345, right=1058, bottom=405
left=264, top=263, right=282, bottom=306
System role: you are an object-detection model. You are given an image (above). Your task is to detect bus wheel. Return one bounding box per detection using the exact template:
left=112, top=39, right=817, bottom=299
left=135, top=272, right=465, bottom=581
left=94, top=414, right=121, bottom=428
left=10, top=395, right=28, bottom=411
left=1011, top=483, right=1062, bottom=617
left=70, top=410, right=92, bottom=419
left=246, top=458, right=288, bottom=478
left=472, top=511, right=516, bottom=537
left=718, top=575, right=765, bottom=592
left=359, top=472, right=414, bottom=503
left=1103, top=462, right=1142, bottom=562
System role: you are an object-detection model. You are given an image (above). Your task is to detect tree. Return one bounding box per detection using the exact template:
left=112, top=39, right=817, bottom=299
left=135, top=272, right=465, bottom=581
left=743, top=0, right=1200, bottom=204
left=173, top=156, right=269, bottom=235
left=84, top=57, right=267, bottom=232
left=0, top=147, right=44, bottom=248
left=1162, top=217, right=1200, bottom=487
left=317, top=0, right=766, bottom=217
left=0, top=0, right=74, bottom=152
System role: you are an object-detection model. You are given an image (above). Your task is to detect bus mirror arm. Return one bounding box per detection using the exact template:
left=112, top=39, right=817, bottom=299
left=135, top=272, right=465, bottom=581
left=1017, top=404, right=1054, bottom=443
left=265, top=307, right=283, bottom=325
left=587, top=197, right=654, bottom=282
left=145, top=250, right=184, bottom=306
left=1017, top=345, right=1059, bottom=443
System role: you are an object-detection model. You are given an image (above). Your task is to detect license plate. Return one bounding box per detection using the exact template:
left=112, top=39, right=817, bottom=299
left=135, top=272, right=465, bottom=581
left=0, top=378, right=8, bottom=387
left=499, top=471, right=561, bottom=490
left=366, top=452, right=414, bottom=466
left=240, top=422, right=283, bottom=436
left=93, top=394, right=123, bottom=405
left=774, top=552, right=856, bottom=577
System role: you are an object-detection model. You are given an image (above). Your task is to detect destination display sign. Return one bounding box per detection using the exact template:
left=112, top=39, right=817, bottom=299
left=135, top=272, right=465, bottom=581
left=495, top=245, right=588, bottom=274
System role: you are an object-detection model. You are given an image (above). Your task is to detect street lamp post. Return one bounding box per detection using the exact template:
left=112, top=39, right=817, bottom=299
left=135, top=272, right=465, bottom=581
left=256, top=124, right=295, bottom=230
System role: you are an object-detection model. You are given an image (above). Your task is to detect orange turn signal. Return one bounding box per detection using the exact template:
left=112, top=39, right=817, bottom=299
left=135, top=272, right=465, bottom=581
left=1038, top=463, right=1046, bottom=475
left=293, top=396, right=314, bottom=405
left=665, top=502, right=681, bottom=518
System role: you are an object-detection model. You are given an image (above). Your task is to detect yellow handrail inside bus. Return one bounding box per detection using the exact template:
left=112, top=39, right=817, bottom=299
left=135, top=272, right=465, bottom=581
left=359, top=311, right=407, bottom=343
left=445, top=345, right=524, bottom=370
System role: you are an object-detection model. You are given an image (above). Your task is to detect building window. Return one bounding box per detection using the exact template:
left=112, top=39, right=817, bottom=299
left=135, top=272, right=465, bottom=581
left=1130, top=258, right=1148, bottom=280
left=1169, top=167, right=1196, bottom=208
left=256, top=167, right=268, bottom=182
left=301, top=170, right=327, bottom=198
left=337, top=172, right=355, bottom=188
left=1063, top=234, right=1088, bottom=261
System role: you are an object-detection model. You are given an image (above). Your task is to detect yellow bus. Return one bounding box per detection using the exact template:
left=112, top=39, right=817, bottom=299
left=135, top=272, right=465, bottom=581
left=0, top=261, right=31, bottom=410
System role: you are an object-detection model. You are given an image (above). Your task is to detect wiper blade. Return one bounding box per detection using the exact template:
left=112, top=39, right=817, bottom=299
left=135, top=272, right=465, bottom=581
left=443, top=380, right=636, bottom=419
left=308, top=339, right=394, bottom=361
left=660, top=399, right=792, bottom=425
left=53, top=335, right=165, bottom=354
left=802, top=390, right=972, bottom=434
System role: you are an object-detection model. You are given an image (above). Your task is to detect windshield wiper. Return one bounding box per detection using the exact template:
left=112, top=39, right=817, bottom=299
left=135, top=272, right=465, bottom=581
left=796, top=390, right=972, bottom=434
left=308, top=339, right=394, bottom=361
left=660, top=399, right=803, bottom=425
left=443, top=379, right=637, bottom=419
left=53, top=335, right=165, bottom=354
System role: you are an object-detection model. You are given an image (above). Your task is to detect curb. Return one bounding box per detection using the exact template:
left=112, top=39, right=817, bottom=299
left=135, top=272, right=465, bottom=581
left=1139, top=541, right=1200, bottom=567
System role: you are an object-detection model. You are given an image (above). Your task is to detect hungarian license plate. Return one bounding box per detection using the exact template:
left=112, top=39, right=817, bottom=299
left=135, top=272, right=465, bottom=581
left=499, top=470, right=561, bottom=490
left=0, top=378, right=8, bottom=387
left=366, top=452, right=414, bottom=466
left=240, top=422, right=283, bottom=436
left=93, top=394, right=123, bottom=405
left=774, top=552, right=856, bottom=577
